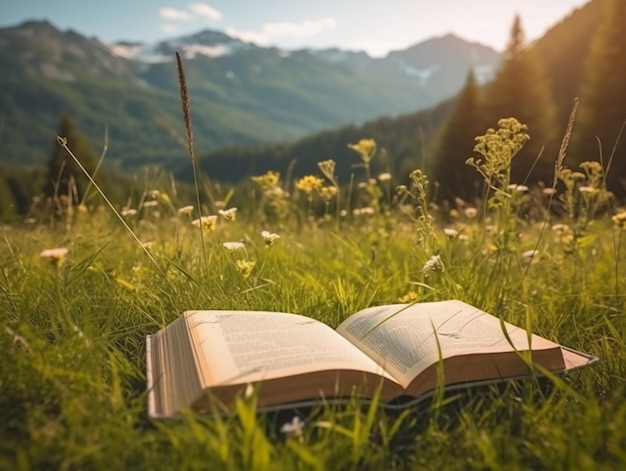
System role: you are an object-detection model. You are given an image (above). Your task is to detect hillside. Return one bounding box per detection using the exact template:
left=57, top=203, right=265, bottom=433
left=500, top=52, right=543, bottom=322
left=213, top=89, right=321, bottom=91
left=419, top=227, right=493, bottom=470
left=0, top=21, right=499, bottom=169
left=186, top=0, right=607, bottom=187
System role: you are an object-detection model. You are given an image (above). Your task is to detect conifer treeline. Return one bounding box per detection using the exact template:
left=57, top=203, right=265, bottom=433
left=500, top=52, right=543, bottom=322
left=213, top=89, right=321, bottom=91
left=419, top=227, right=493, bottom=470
left=429, top=0, right=625, bottom=198
left=1, top=0, right=624, bottom=218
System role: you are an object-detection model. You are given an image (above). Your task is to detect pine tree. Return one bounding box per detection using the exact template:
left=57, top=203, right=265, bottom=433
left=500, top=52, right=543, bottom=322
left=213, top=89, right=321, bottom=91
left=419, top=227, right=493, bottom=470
left=571, top=0, right=626, bottom=194
left=484, top=15, right=560, bottom=185
left=0, top=172, right=17, bottom=219
left=431, top=70, right=485, bottom=200
left=45, top=114, right=99, bottom=203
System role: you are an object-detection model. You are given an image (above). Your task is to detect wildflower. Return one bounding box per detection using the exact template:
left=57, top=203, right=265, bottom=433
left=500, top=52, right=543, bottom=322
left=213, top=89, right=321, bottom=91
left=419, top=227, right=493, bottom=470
left=192, top=215, right=217, bottom=232
left=317, top=186, right=338, bottom=202
left=261, top=230, right=280, bottom=247
left=178, top=205, right=194, bottom=216
left=317, top=159, right=336, bottom=182
left=508, top=184, right=529, bottom=192
left=340, top=209, right=348, bottom=217
left=218, top=207, right=237, bottom=221
left=142, top=200, right=158, bottom=208
left=77, top=204, right=88, bottom=213
left=40, top=247, right=69, bottom=266
left=348, top=138, right=376, bottom=163
left=542, top=188, right=557, bottom=195
left=40, top=247, right=69, bottom=260
left=353, top=207, right=375, bottom=216
left=399, top=291, right=419, bottom=303
left=422, top=255, right=445, bottom=273
left=235, top=259, right=256, bottom=279
left=148, top=190, right=161, bottom=198
left=121, top=208, right=137, bottom=217
left=578, top=186, right=597, bottom=194
left=223, top=241, right=245, bottom=252
left=463, top=207, right=478, bottom=219
left=214, top=200, right=226, bottom=209
left=357, top=182, right=368, bottom=189
left=551, top=223, right=570, bottom=233
left=141, top=241, right=154, bottom=250
left=251, top=171, right=280, bottom=191
left=521, top=249, right=539, bottom=263
left=612, top=211, right=626, bottom=228
left=280, top=416, right=305, bottom=439
left=295, top=175, right=324, bottom=195
left=378, top=172, right=392, bottom=182
left=443, top=228, right=459, bottom=238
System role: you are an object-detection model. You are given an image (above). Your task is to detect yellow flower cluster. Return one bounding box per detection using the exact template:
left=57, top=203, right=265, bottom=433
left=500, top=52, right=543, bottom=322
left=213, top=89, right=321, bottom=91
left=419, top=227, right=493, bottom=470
left=251, top=171, right=280, bottom=191
left=295, top=175, right=324, bottom=195
left=348, top=138, right=377, bottom=163
left=317, top=185, right=338, bottom=202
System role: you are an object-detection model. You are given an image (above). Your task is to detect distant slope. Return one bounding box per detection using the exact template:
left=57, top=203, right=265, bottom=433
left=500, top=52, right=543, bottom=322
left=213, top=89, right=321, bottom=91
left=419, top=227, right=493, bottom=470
left=182, top=0, right=607, bottom=186
left=177, top=99, right=455, bottom=185
left=0, top=20, right=499, bottom=169
left=533, top=0, right=606, bottom=123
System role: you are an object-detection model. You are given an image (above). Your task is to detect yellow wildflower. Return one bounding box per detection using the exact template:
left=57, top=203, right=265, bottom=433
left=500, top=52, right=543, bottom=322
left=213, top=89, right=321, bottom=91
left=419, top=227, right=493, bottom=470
left=348, top=138, right=376, bottom=163
left=296, top=175, right=324, bottom=195
left=191, top=215, right=217, bottom=232
left=236, top=259, right=256, bottom=279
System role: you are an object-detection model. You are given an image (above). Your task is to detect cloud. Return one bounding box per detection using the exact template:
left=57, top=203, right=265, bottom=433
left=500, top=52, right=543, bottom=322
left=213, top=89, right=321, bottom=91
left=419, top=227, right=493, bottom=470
left=189, top=3, right=223, bottom=21
left=264, top=18, right=337, bottom=39
left=159, top=8, right=191, bottom=21
left=227, top=18, right=337, bottom=46
left=160, top=24, right=180, bottom=34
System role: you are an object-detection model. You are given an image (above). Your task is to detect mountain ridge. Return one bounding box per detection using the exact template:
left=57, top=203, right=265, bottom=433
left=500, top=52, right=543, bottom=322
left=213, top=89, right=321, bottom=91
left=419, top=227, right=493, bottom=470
left=0, top=19, right=500, bottom=169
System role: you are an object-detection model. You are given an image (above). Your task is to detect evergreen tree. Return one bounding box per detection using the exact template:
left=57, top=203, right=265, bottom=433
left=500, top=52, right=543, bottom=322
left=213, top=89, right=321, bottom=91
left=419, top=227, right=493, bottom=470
left=431, top=70, right=485, bottom=200
left=45, top=114, right=99, bottom=203
left=484, top=15, right=560, bottom=185
left=571, top=0, right=626, bottom=194
left=0, top=172, right=17, bottom=219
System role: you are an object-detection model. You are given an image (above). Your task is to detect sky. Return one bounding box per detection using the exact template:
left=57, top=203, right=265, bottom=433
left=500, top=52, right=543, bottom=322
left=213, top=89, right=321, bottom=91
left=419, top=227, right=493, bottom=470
left=2, top=0, right=591, bottom=57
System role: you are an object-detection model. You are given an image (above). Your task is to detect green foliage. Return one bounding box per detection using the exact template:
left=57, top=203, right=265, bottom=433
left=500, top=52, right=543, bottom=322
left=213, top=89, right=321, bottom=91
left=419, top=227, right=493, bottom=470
left=431, top=70, right=485, bottom=200
left=533, top=0, right=607, bottom=125
left=1, top=133, right=625, bottom=469
left=483, top=16, right=560, bottom=185
left=571, top=0, right=626, bottom=194
left=45, top=114, right=99, bottom=203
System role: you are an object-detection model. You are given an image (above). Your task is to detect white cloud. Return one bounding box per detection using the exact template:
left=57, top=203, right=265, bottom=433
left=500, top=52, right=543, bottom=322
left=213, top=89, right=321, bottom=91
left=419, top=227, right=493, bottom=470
left=160, top=24, right=180, bottom=33
left=225, top=27, right=270, bottom=46
left=227, top=18, right=337, bottom=46
left=264, top=18, right=337, bottom=39
left=159, top=8, right=191, bottom=21
left=189, top=3, right=223, bottom=21
left=159, top=4, right=222, bottom=23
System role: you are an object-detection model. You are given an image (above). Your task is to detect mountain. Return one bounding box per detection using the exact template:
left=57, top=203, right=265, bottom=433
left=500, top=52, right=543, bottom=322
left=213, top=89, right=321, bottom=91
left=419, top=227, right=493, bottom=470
left=183, top=0, right=607, bottom=187
left=0, top=20, right=499, bottom=169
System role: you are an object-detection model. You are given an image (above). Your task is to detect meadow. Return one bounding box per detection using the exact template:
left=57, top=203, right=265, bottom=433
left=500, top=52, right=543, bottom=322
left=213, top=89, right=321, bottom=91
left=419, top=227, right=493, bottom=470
left=1, top=117, right=626, bottom=470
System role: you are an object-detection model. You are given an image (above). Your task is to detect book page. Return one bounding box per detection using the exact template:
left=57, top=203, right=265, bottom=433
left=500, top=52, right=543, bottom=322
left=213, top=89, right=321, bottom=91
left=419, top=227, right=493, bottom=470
left=186, top=310, right=398, bottom=388
left=336, top=300, right=562, bottom=388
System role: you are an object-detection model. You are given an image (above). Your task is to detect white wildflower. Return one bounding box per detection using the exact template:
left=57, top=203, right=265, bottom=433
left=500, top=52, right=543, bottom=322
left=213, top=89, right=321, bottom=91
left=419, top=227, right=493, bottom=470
left=521, top=249, right=539, bottom=263
left=218, top=207, right=237, bottom=221
left=422, top=255, right=445, bottom=273
left=261, top=231, right=280, bottom=247
left=223, top=241, right=245, bottom=252
left=280, top=416, right=305, bottom=439
left=177, top=205, right=194, bottom=216
left=443, top=228, right=459, bottom=238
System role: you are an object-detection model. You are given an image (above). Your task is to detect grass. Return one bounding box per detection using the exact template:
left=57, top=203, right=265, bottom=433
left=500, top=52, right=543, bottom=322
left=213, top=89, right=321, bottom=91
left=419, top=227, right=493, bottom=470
left=1, top=117, right=626, bottom=469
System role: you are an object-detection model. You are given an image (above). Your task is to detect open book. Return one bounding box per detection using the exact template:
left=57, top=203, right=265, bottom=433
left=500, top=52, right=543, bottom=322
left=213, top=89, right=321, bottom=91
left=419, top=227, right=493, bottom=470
left=146, top=300, right=597, bottom=418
